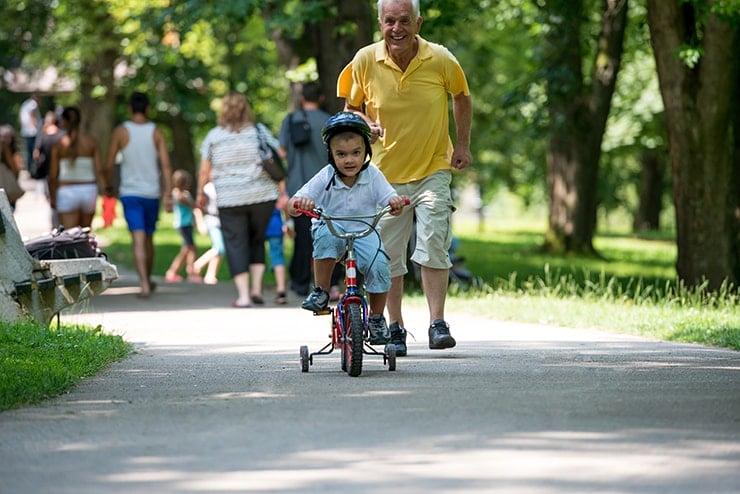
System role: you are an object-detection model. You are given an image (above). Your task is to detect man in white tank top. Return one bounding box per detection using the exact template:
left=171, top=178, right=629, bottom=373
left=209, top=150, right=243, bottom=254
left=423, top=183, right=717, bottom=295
left=104, top=92, right=173, bottom=299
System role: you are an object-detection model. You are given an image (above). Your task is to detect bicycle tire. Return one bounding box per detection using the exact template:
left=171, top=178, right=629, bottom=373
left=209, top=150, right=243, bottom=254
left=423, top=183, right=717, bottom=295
left=344, top=303, right=364, bottom=377
left=300, top=345, right=310, bottom=373
left=385, top=343, right=397, bottom=371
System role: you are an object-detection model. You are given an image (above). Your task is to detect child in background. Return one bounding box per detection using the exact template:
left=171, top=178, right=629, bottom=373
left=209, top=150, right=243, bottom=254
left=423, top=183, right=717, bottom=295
left=165, top=169, right=202, bottom=283
left=265, top=206, right=288, bottom=304
left=193, top=181, right=224, bottom=285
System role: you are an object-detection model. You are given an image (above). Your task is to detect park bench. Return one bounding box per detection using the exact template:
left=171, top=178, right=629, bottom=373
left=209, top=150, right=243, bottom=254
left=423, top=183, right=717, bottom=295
left=0, top=189, right=117, bottom=325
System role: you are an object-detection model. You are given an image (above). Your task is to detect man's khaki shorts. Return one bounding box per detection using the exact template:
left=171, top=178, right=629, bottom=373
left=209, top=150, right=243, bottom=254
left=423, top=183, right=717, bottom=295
left=380, top=170, right=454, bottom=277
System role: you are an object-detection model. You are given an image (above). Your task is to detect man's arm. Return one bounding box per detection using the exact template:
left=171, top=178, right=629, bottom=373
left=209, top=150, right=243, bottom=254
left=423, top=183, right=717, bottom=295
left=451, top=92, right=473, bottom=170
left=153, top=127, right=173, bottom=212
left=104, top=126, right=125, bottom=196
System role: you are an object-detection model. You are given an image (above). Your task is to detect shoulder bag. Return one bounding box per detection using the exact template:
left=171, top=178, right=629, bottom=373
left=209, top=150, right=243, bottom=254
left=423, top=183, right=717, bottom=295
left=256, top=124, right=286, bottom=182
left=289, top=110, right=312, bottom=147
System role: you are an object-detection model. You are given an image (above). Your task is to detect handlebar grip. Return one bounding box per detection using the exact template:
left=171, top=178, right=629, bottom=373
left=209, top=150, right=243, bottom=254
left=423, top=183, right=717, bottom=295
left=403, top=197, right=411, bottom=205
left=293, top=200, right=319, bottom=219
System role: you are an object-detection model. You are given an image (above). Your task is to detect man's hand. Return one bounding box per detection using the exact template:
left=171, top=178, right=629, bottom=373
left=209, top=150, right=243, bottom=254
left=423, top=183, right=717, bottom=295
left=388, top=195, right=409, bottom=216
left=451, top=146, right=472, bottom=170
left=163, top=194, right=174, bottom=213
left=368, top=122, right=384, bottom=144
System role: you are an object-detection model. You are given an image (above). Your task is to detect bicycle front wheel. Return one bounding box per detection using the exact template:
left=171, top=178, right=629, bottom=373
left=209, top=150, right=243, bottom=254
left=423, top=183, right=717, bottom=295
left=343, top=303, right=364, bottom=377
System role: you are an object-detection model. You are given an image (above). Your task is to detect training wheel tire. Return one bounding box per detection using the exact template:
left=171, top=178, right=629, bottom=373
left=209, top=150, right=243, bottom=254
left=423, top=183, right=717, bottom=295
left=385, top=344, right=397, bottom=371
left=300, top=345, right=310, bottom=373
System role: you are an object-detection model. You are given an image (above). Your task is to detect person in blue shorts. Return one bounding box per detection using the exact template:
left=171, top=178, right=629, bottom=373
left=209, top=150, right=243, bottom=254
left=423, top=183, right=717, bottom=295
left=105, top=92, right=173, bottom=298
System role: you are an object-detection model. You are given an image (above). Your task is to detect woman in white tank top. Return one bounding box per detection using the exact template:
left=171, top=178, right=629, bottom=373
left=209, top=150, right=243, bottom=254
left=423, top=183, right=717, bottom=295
left=49, top=106, right=106, bottom=230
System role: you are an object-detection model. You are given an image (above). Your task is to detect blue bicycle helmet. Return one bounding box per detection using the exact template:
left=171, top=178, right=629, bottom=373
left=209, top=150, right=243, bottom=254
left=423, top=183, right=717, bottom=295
left=321, top=112, right=373, bottom=174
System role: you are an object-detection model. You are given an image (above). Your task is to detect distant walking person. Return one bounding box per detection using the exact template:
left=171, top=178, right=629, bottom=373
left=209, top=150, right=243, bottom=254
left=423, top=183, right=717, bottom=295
left=32, top=111, right=65, bottom=181
left=48, top=106, right=105, bottom=230
left=0, top=125, right=24, bottom=210
left=193, top=181, right=224, bottom=285
left=105, top=91, right=173, bottom=299
left=196, top=91, right=281, bottom=308
left=19, top=94, right=41, bottom=171
left=277, top=81, right=334, bottom=297
left=265, top=206, right=289, bottom=304
left=165, top=169, right=202, bottom=283
left=33, top=111, right=66, bottom=226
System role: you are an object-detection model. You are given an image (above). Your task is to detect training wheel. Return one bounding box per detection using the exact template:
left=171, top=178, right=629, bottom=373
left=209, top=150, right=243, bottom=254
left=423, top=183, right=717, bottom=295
left=385, top=344, right=397, bottom=371
left=300, top=345, right=310, bottom=373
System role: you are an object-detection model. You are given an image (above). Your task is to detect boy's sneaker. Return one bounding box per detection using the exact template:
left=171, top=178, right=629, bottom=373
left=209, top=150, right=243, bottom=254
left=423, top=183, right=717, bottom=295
left=301, top=287, right=329, bottom=312
left=388, top=322, right=407, bottom=357
left=368, top=314, right=390, bottom=345
left=428, top=319, right=456, bottom=349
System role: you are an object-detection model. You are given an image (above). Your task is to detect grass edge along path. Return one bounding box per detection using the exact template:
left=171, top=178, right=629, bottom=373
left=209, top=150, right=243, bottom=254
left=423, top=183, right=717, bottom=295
left=438, top=264, right=740, bottom=352
left=0, top=320, right=132, bottom=412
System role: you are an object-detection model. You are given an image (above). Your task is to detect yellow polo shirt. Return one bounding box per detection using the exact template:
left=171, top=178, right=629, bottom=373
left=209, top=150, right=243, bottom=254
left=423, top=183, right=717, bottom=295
left=337, top=36, right=470, bottom=184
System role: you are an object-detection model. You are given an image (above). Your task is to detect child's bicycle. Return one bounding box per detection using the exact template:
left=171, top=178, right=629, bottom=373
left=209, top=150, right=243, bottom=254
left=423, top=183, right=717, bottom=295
left=294, top=199, right=409, bottom=377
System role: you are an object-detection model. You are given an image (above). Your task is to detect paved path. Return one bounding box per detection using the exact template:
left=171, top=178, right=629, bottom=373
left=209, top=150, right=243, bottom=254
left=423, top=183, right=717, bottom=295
left=2, top=184, right=739, bottom=493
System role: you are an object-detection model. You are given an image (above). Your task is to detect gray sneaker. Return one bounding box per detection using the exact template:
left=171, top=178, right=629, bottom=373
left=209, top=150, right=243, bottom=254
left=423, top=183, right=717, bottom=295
left=301, top=287, right=329, bottom=312
left=428, top=319, right=456, bottom=349
left=368, top=314, right=390, bottom=345
left=389, top=322, right=407, bottom=356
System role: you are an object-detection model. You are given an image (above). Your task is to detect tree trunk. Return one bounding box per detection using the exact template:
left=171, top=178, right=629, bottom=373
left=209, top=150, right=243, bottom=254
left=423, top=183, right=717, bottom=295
left=731, top=35, right=740, bottom=283
left=634, top=145, right=667, bottom=231
left=310, top=0, right=374, bottom=113
left=168, top=113, right=196, bottom=181
left=647, top=1, right=738, bottom=288
left=542, top=0, right=628, bottom=255
left=78, top=46, right=118, bottom=158
left=266, top=0, right=374, bottom=113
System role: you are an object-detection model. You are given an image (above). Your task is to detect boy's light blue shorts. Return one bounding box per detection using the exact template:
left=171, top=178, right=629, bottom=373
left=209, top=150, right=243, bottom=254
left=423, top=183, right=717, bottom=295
left=311, top=222, right=391, bottom=293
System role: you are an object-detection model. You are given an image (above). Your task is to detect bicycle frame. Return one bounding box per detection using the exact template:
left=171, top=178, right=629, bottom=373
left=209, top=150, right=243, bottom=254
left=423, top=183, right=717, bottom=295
left=295, top=201, right=404, bottom=376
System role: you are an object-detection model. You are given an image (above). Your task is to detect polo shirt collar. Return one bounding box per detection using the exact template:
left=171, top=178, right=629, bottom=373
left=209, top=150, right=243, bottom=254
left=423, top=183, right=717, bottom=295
left=375, top=36, right=432, bottom=64
left=327, top=166, right=371, bottom=190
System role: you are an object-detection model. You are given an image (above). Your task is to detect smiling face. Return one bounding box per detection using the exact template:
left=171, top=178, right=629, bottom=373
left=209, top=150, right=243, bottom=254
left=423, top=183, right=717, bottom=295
left=379, top=0, right=422, bottom=59
left=329, top=132, right=367, bottom=179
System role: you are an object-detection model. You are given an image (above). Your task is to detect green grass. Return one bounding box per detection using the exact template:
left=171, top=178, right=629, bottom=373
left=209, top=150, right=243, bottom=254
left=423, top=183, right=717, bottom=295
left=417, top=221, right=739, bottom=351
left=0, top=320, right=132, bottom=411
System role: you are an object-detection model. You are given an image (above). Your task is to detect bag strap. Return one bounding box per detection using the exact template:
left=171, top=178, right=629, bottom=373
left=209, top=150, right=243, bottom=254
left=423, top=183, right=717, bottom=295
left=288, top=110, right=306, bottom=124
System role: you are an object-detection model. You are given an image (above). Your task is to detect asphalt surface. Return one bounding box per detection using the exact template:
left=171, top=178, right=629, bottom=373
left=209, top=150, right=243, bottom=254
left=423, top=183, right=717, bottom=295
left=1, top=184, right=739, bottom=493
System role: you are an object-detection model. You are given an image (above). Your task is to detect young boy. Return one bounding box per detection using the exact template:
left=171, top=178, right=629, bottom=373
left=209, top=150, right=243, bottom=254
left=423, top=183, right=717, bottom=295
left=287, top=112, right=406, bottom=344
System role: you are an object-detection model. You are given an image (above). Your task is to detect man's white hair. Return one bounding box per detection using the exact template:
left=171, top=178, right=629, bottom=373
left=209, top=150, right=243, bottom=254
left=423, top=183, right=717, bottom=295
left=377, top=0, right=421, bottom=21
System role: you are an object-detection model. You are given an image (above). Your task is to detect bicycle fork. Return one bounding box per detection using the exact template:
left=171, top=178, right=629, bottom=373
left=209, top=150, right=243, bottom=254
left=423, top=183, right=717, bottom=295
left=339, top=238, right=368, bottom=337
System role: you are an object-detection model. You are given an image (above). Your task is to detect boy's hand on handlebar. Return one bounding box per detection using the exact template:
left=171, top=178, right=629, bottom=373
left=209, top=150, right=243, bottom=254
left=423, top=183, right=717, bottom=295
left=388, top=195, right=409, bottom=216
left=290, top=197, right=315, bottom=216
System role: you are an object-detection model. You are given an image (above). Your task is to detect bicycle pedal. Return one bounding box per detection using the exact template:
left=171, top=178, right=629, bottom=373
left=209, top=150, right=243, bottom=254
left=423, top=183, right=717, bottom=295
left=313, top=309, right=332, bottom=316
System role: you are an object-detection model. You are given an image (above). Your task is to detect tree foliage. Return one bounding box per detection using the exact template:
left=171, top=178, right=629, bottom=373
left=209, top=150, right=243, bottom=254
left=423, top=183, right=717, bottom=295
left=2, top=0, right=737, bottom=288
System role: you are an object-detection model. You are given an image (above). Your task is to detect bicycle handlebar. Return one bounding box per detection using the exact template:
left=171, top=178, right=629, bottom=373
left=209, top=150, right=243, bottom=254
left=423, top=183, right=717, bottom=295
left=293, top=198, right=410, bottom=241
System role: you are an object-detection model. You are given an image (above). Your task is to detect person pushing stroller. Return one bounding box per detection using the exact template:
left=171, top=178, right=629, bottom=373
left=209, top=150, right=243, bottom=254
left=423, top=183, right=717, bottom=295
left=287, top=112, right=407, bottom=344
